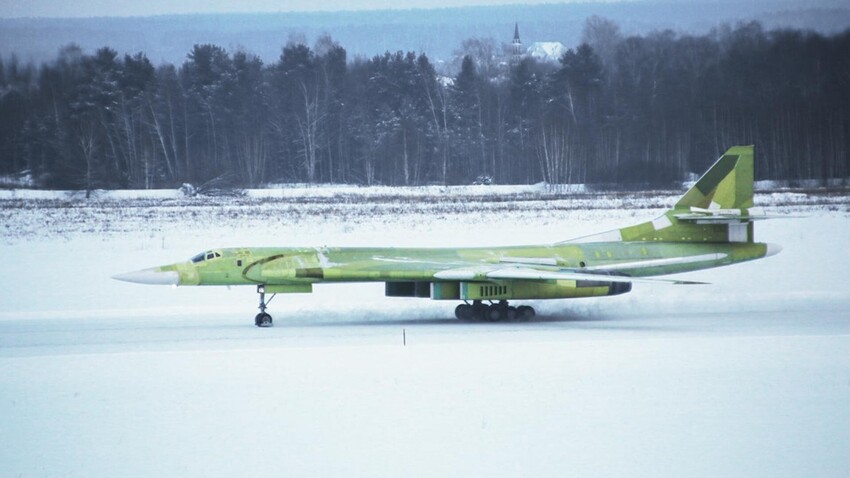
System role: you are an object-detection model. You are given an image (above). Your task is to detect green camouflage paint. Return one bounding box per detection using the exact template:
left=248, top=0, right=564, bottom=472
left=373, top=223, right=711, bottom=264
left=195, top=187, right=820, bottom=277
left=121, top=146, right=780, bottom=304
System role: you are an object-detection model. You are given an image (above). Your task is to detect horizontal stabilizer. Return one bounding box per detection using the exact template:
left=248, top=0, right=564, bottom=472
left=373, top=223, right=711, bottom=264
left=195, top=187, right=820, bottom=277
left=674, top=206, right=798, bottom=224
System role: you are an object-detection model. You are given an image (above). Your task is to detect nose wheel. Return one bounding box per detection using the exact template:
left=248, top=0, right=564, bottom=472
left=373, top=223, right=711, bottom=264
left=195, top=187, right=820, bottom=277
left=255, top=285, right=275, bottom=327
left=255, top=312, right=272, bottom=327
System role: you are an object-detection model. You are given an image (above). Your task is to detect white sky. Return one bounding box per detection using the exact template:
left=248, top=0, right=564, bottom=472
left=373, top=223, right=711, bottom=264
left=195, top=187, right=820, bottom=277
left=0, top=0, right=617, bottom=18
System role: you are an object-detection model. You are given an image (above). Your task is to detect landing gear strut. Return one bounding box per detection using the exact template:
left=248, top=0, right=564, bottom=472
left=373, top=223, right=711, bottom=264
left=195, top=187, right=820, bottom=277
left=254, top=285, right=275, bottom=327
left=454, top=300, right=535, bottom=321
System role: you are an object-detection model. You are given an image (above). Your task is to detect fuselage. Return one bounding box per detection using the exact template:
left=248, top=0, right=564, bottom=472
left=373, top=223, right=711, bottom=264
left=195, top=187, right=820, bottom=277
left=146, top=241, right=773, bottom=287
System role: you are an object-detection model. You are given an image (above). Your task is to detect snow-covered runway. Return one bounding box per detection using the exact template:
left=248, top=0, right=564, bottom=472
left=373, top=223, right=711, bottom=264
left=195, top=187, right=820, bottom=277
left=2, top=190, right=848, bottom=477
left=2, top=308, right=849, bottom=477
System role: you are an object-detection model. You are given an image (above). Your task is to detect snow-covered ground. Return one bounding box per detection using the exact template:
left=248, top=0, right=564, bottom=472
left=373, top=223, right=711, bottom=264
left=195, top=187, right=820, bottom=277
left=1, top=190, right=849, bottom=477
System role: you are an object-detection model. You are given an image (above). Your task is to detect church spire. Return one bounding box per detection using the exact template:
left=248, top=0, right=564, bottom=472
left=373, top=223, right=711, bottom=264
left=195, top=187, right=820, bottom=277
left=511, top=22, right=523, bottom=61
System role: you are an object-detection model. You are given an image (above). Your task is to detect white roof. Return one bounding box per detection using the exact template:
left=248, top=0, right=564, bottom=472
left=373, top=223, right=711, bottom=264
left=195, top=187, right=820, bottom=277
left=526, top=42, right=567, bottom=63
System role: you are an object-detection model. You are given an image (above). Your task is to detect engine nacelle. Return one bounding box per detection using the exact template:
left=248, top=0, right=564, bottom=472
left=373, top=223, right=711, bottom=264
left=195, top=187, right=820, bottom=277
left=385, top=281, right=431, bottom=298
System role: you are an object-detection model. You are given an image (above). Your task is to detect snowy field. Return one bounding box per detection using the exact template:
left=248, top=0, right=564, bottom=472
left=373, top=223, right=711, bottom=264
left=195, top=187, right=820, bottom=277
left=2, top=188, right=849, bottom=477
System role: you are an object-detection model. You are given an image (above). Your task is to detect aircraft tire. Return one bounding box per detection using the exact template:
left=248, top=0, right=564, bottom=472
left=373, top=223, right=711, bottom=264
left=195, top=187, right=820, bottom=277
left=255, top=313, right=273, bottom=327
left=455, top=304, right=473, bottom=320
left=487, top=306, right=504, bottom=321
left=506, top=306, right=517, bottom=321
left=517, top=306, right=535, bottom=321
left=471, top=303, right=488, bottom=321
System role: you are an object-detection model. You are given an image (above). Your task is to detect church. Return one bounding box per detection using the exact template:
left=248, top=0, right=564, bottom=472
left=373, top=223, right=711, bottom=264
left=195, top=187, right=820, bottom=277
left=511, top=23, right=567, bottom=64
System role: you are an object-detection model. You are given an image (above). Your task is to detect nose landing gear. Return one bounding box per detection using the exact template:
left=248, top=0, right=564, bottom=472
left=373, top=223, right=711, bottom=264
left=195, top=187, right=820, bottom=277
left=454, top=300, right=535, bottom=321
left=254, top=285, right=275, bottom=327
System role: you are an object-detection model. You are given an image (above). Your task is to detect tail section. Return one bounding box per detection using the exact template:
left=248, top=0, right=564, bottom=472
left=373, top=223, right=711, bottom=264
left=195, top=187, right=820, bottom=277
left=565, top=145, right=761, bottom=244
left=675, top=145, right=754, bottom=210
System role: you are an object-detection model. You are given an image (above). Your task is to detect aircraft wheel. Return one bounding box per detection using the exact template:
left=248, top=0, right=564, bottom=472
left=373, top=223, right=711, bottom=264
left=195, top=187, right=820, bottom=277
left=487, top=306, right=504, bottom=321
left=517, top=306, right=535, bottom=321
left=455, top=304, right=473, bottom=320
left=471, top=303, right=488, bottom=321
left=255, top=313, right=273, bottom=327
left=506, top=306, right=517, bottom=321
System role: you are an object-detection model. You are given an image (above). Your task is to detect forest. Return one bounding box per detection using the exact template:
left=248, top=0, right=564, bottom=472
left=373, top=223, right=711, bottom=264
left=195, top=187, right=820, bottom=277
left=0, top=18, right=848, bottom=191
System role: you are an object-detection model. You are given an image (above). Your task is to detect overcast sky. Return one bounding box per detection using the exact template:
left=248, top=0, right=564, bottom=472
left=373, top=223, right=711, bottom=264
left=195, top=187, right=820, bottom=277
left=0, top=0, right=616, bottom=18
left=0, top=0, right=833, bottom=19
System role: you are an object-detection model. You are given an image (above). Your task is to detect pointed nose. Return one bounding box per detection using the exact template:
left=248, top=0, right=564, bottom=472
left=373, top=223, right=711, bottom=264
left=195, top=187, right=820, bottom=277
left=112, top=267, right=179, bottom=285
left=765, top=243, right=783, bottom=257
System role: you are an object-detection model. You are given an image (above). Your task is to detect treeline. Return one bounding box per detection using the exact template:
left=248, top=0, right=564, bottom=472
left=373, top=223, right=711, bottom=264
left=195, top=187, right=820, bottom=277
left=0, top=20, right=848, bottom=191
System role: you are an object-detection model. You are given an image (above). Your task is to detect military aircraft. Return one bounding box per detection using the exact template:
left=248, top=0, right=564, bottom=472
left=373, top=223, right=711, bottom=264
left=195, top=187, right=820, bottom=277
left=114, top=145, right=781, bottom=327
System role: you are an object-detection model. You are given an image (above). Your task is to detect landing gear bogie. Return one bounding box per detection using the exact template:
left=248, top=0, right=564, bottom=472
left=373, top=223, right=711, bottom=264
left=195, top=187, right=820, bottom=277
left=454, top=300, right=534, bottom=322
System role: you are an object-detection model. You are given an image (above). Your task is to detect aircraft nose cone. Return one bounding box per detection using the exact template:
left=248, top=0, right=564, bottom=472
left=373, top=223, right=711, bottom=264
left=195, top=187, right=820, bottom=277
left=765, top=243, right=783, bottom=257
left=112, top=268, right=179, bottom=285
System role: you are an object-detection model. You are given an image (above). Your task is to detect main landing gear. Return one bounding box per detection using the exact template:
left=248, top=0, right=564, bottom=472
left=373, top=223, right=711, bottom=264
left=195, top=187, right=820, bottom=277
left=254, top=285, right=275, bottom=327
left=454, top=300, right=535, bottom=322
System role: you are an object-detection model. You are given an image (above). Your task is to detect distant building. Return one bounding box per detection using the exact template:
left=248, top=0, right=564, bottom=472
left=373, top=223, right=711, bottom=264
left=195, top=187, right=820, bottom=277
left=511, top=23, right=567, bottom=64
left=526, top=42, right=568, bottom=63
left=511, top=22, right=523, bottom=63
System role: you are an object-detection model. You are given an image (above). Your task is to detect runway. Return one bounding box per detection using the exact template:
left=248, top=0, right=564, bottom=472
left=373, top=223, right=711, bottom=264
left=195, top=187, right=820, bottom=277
left=2, top=300, right=850, bottom=357
left=2, top=302, right=849, bottom=478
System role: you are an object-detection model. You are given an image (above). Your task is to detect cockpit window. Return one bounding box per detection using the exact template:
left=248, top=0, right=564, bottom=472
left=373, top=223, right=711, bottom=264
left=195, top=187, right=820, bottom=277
left=191, top=251, right=221, bottom=263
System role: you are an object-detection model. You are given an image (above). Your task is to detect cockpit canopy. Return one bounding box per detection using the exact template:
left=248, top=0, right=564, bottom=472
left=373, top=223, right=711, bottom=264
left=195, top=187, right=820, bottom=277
left=190, top=250, right=222, bottom=263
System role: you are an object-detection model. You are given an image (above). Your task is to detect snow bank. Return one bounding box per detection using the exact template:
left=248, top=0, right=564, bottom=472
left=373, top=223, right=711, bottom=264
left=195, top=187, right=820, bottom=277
left=251, top=182, right=551, bottom=199
left=0, top=188, right=183, bottom=200
left=0, top=171, right=35, bottom=188
left=0, top=183, right=554, bottom=202
left=755, top=178, right=850, bottom=189
left=5, top=179, right=848, bottom=202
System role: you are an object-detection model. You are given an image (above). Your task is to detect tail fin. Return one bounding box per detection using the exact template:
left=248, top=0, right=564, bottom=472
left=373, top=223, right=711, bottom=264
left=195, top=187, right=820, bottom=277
left=675, top=145, right=754, bottom=210
left=564, top=146, right=759, bottom=244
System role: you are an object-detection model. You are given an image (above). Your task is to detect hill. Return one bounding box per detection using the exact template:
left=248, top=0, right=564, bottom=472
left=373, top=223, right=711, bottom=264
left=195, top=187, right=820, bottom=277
left=2, top=1, right=849, bottom=65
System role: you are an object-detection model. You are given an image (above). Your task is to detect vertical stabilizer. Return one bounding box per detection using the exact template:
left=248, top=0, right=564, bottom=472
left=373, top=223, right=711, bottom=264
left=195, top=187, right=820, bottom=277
left=675, top=145, right=754, bottom=210
left=564, top=146, right=759, bottom=244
